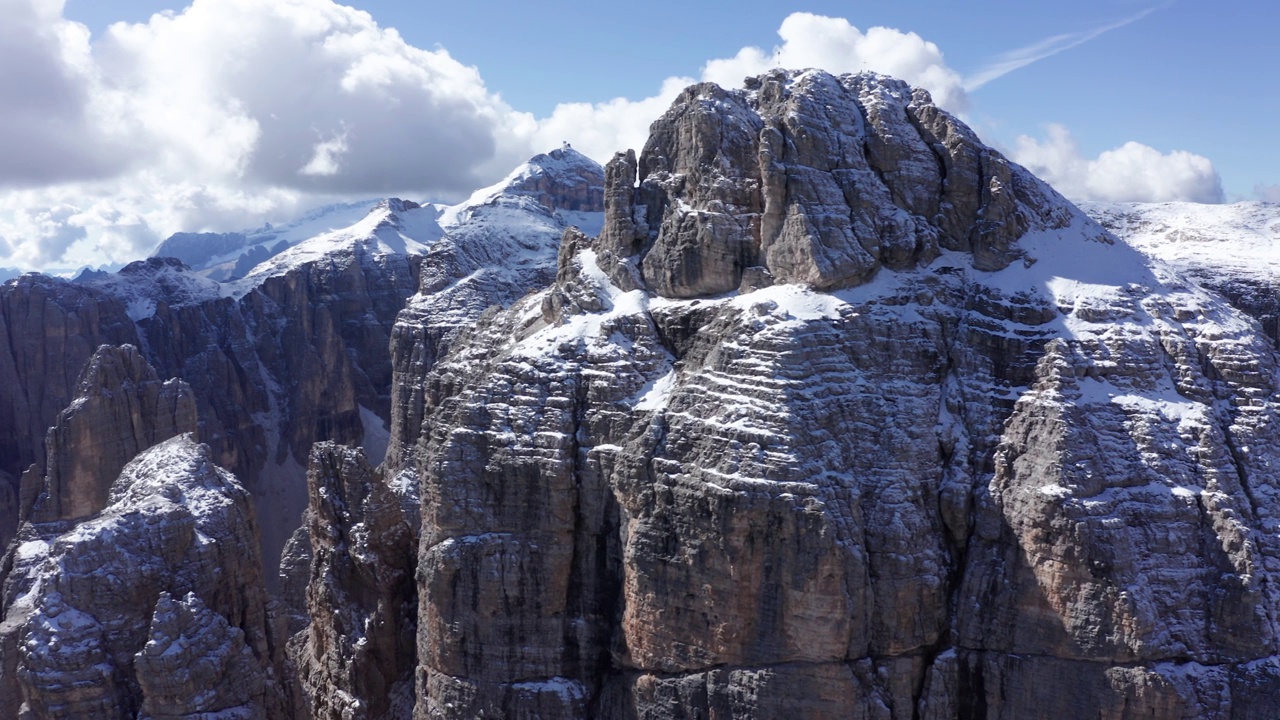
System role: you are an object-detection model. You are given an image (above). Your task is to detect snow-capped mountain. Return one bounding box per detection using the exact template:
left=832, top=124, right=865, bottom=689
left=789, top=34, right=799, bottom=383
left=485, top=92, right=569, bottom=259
left=1082, top=200, right=1280, bottom=284
left=1084, top=200, right=1280, bottom=348
left=228, top=198, right=444, bottom=290
left=10, top=69, right=1280, bottom=720
left=152, top=199, right=379, bottom=281
left=152, top=144, right=607, bottom=290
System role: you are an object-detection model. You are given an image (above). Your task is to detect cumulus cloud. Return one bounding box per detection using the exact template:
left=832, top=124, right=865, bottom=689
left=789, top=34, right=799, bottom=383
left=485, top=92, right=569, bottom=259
left=0, top=3, right=1236, bottom=274
left=702, top=13, right=967, bottom=109
left=1011, top=124, right=1223, bottom=203
left=0, top=203, right=88, bottom=267
left=529, top=13, right=968, bottom=172
left=0, top=0, right=533, bottom=272
left=0, top=0, right=129, bottom=185
left=91, top=0, right=518, bottom=195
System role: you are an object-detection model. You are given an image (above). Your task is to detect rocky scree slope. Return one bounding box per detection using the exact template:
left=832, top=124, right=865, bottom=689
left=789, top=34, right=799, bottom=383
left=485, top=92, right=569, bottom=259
left=378, top=69, right=1280, bottom=718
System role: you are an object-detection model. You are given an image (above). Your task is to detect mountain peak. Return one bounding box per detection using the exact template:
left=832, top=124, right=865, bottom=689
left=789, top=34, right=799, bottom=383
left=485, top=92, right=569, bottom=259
left=590, top=68, right=1097, bottom=299
left=442, top=147, right=605, bottom=228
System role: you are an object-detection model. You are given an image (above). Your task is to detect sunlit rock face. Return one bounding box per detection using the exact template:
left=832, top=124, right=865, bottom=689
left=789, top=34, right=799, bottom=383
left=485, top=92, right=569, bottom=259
left=396, top=70, right=1280, bottom=718
left=4, top=66, right=1280, bottom=719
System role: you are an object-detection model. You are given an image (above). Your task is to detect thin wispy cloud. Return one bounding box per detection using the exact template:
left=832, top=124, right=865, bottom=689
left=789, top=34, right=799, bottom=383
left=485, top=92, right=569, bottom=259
left=964, top=6, right=1161, bottom=91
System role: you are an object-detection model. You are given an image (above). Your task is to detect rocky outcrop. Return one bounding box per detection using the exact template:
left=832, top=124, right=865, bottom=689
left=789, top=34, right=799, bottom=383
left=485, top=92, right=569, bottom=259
left=25, top=344, right=197, bottom=524
left=0, top=434, right=293, bottom=719
left=386, top=146, right=605, bottom=472
left=294, top=443, right=417, bottom=720
left=597, top=70, right=1066, bottom=300
left=0, top=230, right=426, bottom=573
left=0, top=274, right=140, bottom=544
left=135, top=592, right=270, bottom=720
left=401, top=70, right=1280, bottom=718
left=1, top=151, right=605, bottom=575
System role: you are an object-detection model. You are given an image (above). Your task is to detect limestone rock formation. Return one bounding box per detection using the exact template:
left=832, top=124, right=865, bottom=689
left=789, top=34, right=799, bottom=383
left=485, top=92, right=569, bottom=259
left=596, top=70, right=1067, bottom=300
left=0, top=274, right=140, bottom=546
left=135, top=592, right=269, bottom=720
left=25, top=343, right=197, bottom=524
left=0, top=212, right=430, bottom=572
left=401, top=70, right=1280, bottom=718
left=294, top=443, right=417, bottom=720
left=387, top=146, right=605, bottom=471
left=0, top=150, right=604, bottom=573
left=7, top=67, right=1280, bottom=718
left=0, top=434, right=292, bottom=719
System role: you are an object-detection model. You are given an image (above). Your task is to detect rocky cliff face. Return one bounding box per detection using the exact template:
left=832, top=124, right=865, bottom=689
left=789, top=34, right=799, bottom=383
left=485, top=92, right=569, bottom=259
left=0, top=275, right=141, bottom=548
left=5, top=69, right=1280, bottom=719
left=0, top=149, right=605, bottom=575
left=398, top=70, right=1280, bottom=717
left=24, top=344, right=198, bottom=525
left=386, top=146, right=605, bottom=471
left=0, top=205, right=431, bottom=572
left=293, top=443, right=418, bottom=720
left=291, top=146, right=605, bottom=718
left=0, top=344, right=292, bottom=718
left=0, top=147, right=606, bottom=717
left=0, top=431, right=293, bottom=718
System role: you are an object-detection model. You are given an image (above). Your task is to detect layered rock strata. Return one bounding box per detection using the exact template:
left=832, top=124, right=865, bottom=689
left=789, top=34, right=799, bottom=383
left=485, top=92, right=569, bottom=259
left=294, top=443, right=418, bottom=720
left=24, top=343, right=197, bottom=524
left=0, top=250, right=410, bottom=572
left=0, top=149, right=605, bottom=574
left=0, top=434, right=292, bottom=719
left=402, top=70, right=1280, bottom=718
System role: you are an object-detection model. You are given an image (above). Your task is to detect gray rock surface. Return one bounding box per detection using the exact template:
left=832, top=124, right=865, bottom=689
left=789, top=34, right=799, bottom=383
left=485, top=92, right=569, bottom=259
left=294, top=443, right=417, bottom=720
left=135, top=592, right=269, bottom=720
left=6, top=70, right=1280, bottom=719
left=0, top=434, right=293, bottom=719
left=400, top=70, right=1280, bottom=718
left=607, top=70, right=1066, bottom=299
left=386, top=146, right=605, bottom=471
left=0, top=223, right=426, bottom=573
left=26, top=344, right=197, bottom=524
left=0, top=274, right=140, bottom=546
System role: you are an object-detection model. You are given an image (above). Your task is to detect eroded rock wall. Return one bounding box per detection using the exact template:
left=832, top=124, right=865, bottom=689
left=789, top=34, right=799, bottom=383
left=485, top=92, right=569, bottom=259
left=0, top=435, right=294, bottom=719
left=402, top=70, right=1280, bottom=718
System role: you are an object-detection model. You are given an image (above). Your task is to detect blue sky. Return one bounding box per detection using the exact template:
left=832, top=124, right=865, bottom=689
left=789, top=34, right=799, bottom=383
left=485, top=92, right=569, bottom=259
left=61, top=0, right=1277, bottom=200
left=2, top=0, right=1274, bottom=272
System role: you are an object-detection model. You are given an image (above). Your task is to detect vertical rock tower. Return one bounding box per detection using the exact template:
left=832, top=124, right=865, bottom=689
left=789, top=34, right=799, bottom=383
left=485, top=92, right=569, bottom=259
left=404, top=70, right=1280, bottom=717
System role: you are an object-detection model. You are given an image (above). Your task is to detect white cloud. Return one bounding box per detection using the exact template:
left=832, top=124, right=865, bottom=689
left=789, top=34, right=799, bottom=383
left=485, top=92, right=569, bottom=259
left=0, top=3, right=1236, bottom=274
left=1011, top=124, right=1223, bottom=204
left=0, top=0, right=532, bottom=272
left=1255, top=184, right=1280, bottom=203
left=300, top=132, right=350, bottom=177
left=0, top=202, right=88, bottom=268
left=0, top=0, right=130, bottom=186
left=91, top=0, right=517, bottom=195
left=527, top=76, right=695, bottom=168
left=702, top=13, right=967, bottom=110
